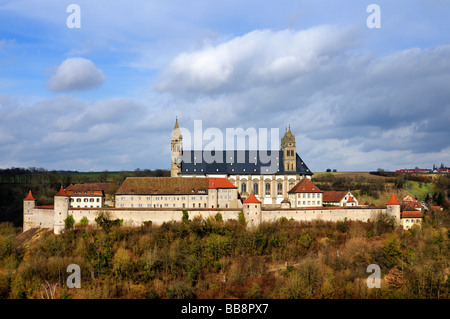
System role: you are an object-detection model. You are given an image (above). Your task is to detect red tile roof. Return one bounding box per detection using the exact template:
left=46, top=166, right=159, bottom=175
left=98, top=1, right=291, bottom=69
left=116, top=177, right=209, bottom=195
left=323, top=191, right=348, bottom=202
left=209, top=178, right=237, bottom=189
left=244, top=193, right=261, bottom=204
left=288, top=179, right=322, bottom=193
left=55, top=186, right=68, bottom=196
left=66, top=182, right=117, bottom=193
left=387, top=193, right=400, bottom=205
left=24, top=190, right=35, bottom=201
left=401, top=207, right=422, bottom=218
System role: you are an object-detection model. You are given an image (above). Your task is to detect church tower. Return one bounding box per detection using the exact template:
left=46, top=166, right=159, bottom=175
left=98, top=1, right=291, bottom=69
left=171, top=118, right=183, bottom=177
left=281, top=125, right=296, bottom=172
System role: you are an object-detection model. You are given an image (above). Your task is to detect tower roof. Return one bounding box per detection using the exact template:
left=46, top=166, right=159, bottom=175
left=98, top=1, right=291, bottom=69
left=24, top=190, right=35, bottom=201
left=281, top=125, right=295, bottom=148
left=209, top=178, right=237, bottom=189
left=174, top=117, right=179, bottom=129
left=55, top=186, right=68, bottom=196
left=387, top=193, right=400, bottom=205
left=244, top=193, right=261, bottom=204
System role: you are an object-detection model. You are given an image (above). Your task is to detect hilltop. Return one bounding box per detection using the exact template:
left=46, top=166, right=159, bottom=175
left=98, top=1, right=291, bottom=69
left=0, top=211, right=448, bottom=299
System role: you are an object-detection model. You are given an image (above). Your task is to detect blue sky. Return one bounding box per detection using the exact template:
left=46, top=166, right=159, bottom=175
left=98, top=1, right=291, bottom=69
left=0, top=0, right=449, bottom=172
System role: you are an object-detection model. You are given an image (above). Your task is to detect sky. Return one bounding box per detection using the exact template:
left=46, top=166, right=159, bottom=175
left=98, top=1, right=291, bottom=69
left=0, top=0, right=449, bottom=172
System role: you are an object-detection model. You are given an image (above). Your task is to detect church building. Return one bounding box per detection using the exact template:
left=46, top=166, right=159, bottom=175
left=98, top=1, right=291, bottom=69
left=170, top=119, right=313, bottom=205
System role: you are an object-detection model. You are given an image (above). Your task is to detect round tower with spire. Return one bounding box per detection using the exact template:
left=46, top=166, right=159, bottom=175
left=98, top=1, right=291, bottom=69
left=23, top=190, right=36, bottom=232
left=171, top=117, right=183, bottom=177
left=386, top=193, right=401, bottom=225
left=243, top=193, right=262, bottom=228
left=53, top=186, right=69, bottom=234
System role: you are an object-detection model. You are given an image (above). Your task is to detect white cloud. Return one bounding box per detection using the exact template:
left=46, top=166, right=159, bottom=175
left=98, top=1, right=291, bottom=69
left=152, top=26, right=450, bottom=172
left=47, top=58, right=105, bottom=92
left=155, top=25, right=360, bottom=94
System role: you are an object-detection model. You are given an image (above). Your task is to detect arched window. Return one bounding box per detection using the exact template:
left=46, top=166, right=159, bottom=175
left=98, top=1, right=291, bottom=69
left=253, top=183, right=259, bottom=195
left=241, top=183, right=247, bottom=193
left=277, top=183, right=283, bottom=195
left=265, top=183, right=271, bottom=195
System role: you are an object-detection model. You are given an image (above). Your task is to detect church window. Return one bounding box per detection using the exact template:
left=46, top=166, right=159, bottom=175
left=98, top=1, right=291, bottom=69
left=241, top=183, right=247, bottom=193
left=277, top=183, right=282, bottom=195
left=265, top=183, right=271, bottom=195
left=253, top=183, right=259, bottom=195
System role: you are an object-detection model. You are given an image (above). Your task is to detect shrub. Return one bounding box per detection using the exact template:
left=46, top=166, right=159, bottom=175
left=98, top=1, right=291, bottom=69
left=214, top=212, right=223, bottom=222
left=79, top=216, right=89, bottom=227
left=64, top=215, right=75, bottom=230
left=166, top=281, right=196, bottom=299
left=182, top=210, right=189, bottom=222
left=238, top=211, right=246, bottom=225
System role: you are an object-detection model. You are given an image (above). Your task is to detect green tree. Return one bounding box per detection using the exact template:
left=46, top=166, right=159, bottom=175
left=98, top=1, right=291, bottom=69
left=64, top=215, right=75, bottom=230
left=182, top=210, right=189, bottom=222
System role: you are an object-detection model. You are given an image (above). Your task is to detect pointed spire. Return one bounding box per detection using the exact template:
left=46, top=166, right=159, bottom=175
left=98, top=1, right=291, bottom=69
left=244, top=193, right=261, bottom=204
left=174, top=117, right=179, bottom=129
left=55, top=186, right=67, bottom=197
left=387, top=193, right=400, bottom=205
left=24, top=190, right=35, bottom=201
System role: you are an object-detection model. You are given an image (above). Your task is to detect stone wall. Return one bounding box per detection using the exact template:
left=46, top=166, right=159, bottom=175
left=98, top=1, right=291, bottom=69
left=24, top=208, right=54, bottom=231
left=261, top=207, right=386, bottom=223
left=69, top=208, right=241, bottom=227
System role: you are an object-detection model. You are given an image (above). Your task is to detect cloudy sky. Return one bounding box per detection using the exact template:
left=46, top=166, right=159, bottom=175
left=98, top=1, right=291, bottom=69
left=0, top=0, right=449, bottom=172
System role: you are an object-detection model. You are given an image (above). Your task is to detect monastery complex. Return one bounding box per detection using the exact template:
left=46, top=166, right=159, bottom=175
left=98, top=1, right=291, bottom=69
left=23, top=120, right=422, bottom=234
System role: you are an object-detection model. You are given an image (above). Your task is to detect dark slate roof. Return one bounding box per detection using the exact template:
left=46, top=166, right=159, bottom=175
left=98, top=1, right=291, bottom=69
left=178, top=150, right=312, bottom=176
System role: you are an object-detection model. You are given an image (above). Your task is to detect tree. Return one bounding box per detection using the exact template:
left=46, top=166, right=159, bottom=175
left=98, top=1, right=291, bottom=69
left=182, top=210, right=189, bottom=222
left=64, top=215, right=75, bottom=230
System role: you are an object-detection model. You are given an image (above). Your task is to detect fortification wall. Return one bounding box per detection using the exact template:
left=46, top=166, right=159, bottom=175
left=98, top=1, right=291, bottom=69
left=26, top=208, right=54, bottom=230
left=69, top=208, right=241, bottom=227
left=261, top=207, right=386, bottom=223
left=25, top=204, right=391, bottom=234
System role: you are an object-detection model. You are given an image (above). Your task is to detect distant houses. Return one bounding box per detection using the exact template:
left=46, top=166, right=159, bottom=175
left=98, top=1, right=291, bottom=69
left=395, top=166, right=449, bottom=174
left=322, top=191, right=359, bottom=207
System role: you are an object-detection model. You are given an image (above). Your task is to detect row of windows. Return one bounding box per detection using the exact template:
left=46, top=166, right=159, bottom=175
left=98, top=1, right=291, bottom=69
left=72, top=191, right=96, bottom=195
left=297, top=193, right=321, bottom=199
left=70, top=205, right=101, bottom=208
left=70, top=198, right=100, bottom=203
left=119, top=202, right=230, bottom=209
left=241, top=182, right=289, bottom=195
left=404, top=219, right=420, bottom=223
left=298, top=201, right=321, bottom=206
left=121, top=196, right=207, bottom=201
left=120, top=194, right=235, bottom=202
